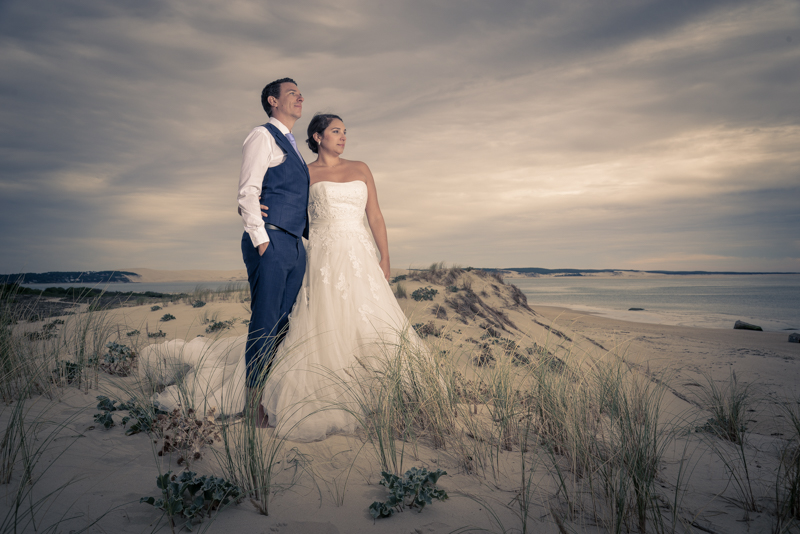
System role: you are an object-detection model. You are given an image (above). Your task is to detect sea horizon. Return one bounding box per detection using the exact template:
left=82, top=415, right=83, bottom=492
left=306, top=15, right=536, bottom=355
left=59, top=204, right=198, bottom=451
left=17, top=271, right=800, bottom=333
left=4, top=267, right=800, bottom=281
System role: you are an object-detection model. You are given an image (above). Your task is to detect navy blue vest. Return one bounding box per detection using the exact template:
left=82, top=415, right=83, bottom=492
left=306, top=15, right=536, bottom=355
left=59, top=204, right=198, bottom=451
left=260, top=124, right=310, bottom=239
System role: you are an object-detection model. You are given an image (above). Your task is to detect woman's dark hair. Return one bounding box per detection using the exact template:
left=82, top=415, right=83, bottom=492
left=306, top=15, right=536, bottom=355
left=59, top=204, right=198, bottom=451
left=306, top=113, right=343, bottom=153
left=261, top=78, right=297, bottom=116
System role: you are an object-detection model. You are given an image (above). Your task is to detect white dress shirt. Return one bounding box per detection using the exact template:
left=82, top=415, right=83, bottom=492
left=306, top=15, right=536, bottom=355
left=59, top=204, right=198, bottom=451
left=237, top=117, right=303, bottom=247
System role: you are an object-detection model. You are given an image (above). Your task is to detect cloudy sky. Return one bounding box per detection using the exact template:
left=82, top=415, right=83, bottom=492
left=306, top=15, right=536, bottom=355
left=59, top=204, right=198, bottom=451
left=1, top=0, right=798, bottom=274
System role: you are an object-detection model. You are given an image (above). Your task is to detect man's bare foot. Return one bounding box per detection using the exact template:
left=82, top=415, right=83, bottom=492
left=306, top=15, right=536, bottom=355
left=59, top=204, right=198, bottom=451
left=247, top=389, right=269, bottom=428
left=250, top=403, right=269, bottom=428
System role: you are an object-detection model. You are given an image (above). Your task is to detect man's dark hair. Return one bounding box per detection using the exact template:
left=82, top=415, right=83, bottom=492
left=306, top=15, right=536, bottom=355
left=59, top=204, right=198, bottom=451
left=306, top=113, right=343, bottom=154
left=261, top=78, right=298, bottom=116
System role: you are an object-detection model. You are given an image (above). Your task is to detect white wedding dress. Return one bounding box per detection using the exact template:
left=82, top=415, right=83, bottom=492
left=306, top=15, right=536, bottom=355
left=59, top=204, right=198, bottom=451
left=139, top=180, right=424, bottom=441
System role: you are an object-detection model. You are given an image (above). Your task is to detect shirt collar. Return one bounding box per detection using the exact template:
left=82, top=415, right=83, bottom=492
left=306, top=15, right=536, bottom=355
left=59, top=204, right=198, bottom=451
left=268, top=116, right=291, bottom=135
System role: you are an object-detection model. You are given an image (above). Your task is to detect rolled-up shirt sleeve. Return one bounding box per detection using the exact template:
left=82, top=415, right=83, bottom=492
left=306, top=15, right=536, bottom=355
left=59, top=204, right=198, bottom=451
left=238, top=128, right=272, bottom=247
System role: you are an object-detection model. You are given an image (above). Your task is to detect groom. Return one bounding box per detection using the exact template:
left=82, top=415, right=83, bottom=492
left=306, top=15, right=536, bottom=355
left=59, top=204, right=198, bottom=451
left=237, top=78, right=309, bottom=425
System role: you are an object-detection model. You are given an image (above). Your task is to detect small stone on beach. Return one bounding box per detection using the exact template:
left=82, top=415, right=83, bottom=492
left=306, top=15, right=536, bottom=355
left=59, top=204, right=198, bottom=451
left=734, top=320, right=763, bottom=331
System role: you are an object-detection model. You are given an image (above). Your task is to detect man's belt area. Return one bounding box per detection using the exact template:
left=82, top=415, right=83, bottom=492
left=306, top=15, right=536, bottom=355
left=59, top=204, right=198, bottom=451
left=264, top=223, right=296, bottom=237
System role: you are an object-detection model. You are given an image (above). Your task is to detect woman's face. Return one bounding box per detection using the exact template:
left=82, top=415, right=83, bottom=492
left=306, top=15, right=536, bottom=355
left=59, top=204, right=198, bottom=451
left=318, top=119, right=346, bottom=155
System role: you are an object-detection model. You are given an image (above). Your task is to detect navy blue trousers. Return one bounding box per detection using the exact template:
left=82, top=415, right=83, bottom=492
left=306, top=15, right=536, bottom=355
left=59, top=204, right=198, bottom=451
left=241, top=229, right=306, bottom=388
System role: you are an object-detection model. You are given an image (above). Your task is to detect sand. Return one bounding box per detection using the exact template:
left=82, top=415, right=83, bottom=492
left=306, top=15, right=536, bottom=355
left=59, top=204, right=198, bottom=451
left=2, top=270, right=799, bottom=533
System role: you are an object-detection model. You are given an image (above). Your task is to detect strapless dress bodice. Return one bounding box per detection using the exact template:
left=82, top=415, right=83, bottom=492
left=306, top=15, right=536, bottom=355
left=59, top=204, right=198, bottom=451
left=308, top=181, right=367, bottom=225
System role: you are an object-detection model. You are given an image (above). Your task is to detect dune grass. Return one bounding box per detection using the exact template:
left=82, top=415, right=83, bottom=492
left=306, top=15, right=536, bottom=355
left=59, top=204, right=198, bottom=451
left=775, top=397, right=800, bottom=533
left=2, top=273, right=798, bottom=533
left=0, top=288, right=110, bottom=532
left=695, top=371, right=761, bottom=513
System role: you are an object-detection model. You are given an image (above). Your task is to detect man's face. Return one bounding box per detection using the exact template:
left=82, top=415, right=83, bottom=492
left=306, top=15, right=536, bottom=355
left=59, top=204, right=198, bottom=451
left=271, top=82, right=303, bottom=121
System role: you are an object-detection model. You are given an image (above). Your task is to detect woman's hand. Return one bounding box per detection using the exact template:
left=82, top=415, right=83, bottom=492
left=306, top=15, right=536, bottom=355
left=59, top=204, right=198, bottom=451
left=379, top=257, right=390, bottom=282
left=260, top=204, right=269, bottom=218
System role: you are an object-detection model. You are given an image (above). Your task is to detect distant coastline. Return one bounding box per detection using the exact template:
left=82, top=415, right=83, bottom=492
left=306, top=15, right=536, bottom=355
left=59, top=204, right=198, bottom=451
left=0, top=270, right=137, bottom=284
left=492, top=267, right=799, bottom=278
left=2, top=266, right=797, bottom=285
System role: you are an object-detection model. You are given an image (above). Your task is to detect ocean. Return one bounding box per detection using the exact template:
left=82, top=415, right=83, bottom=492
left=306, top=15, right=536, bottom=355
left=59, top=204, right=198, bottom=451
left=22, top=274, right=799, bottom=332
left=506, top=274, right=800, bottom=332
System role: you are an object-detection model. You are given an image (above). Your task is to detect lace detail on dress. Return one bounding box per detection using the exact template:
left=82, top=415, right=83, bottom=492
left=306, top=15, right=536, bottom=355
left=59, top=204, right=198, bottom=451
left=368, top=274, right=381, bottom=301
left=358, top=304, right=375, bottom=324
left=307, top=181, right=371, bottom=261
left=336, top=273, right=350, bottom=300
left=320, top=264, right=331, bottom=285
left=308, top=181, right=367, bottom=222
left=357, top=232, right=376, bottom=256
left=349, top=249, right=363, bottom=278
left=308, top=229, right=333, bottom=255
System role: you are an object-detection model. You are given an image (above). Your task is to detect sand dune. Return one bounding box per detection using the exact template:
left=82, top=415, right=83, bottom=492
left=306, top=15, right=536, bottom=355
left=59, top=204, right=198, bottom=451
left=3, top=268, right=799, bottom=533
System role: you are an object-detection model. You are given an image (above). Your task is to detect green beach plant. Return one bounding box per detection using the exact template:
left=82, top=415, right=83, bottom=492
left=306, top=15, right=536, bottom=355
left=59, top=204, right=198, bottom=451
left=369, top=467, right=448, bottom=518
left=205, top=319, right=234, bottom=334
left=411, top=286, right=438, bottom=302
left=93, top=341, right=136, bottom=376
left=140, top=470, right=242, bottom=532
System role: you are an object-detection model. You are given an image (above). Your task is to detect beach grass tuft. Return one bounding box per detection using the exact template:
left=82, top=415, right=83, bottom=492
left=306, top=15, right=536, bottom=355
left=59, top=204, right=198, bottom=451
left=696, top=370, right=761, bottom=512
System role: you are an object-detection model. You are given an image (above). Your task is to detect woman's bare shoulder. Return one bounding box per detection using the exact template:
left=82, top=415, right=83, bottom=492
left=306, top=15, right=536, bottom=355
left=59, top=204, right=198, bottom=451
left=344, top=159, right=371, bottom=174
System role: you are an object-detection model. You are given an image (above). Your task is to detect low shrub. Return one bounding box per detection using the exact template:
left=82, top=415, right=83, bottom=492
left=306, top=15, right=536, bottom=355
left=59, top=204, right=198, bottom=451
left=141, top=471, right=242, bottom=531
left=472, top=344, right=495, bottom=367
left=369, top=468, right=448, bottom=519
left=92, top=341, right=136, bottom=376
left=205, top=319, right=234, bottom=334
left=411, top=286, right=438, bottom=302
left=51, top=361, right=81, bottom=384
left=413, top=321, right=443, bottom=338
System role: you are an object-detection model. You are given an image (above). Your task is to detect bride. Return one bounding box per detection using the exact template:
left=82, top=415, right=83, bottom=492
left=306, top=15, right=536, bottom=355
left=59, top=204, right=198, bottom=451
left=139, top=113, right=427, bottom=442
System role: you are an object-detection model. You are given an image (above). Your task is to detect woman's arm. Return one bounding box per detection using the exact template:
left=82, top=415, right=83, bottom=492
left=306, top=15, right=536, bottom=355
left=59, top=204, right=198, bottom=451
left=361, top=162, right=391, bottom=281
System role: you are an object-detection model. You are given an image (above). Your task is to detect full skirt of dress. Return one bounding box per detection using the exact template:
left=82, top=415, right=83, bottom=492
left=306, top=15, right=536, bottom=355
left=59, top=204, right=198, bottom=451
left=139, top=181, right=427, bottom=442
